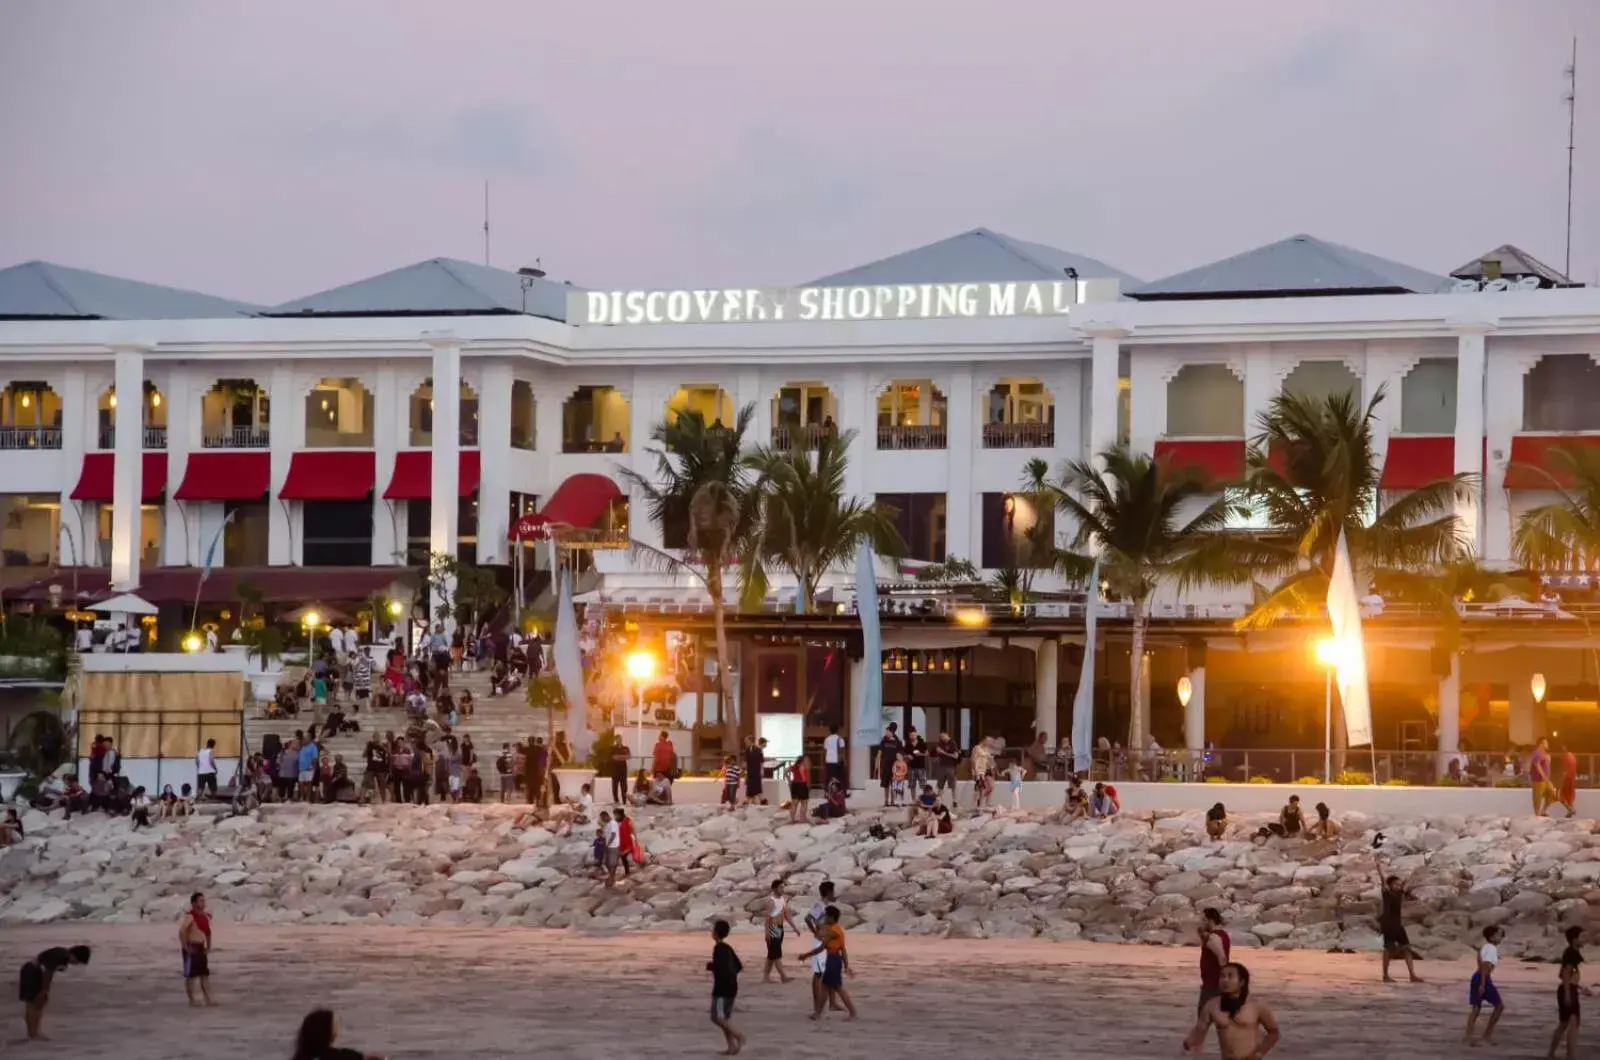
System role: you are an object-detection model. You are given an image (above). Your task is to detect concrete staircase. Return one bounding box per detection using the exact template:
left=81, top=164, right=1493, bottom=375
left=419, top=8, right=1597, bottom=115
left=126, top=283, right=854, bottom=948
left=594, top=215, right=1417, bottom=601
left=242, top=666, right=549, bottom=787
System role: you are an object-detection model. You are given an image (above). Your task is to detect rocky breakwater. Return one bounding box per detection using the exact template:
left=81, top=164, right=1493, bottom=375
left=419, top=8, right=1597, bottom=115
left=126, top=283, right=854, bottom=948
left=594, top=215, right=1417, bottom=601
left=1, top=803, right=1596, bottom=959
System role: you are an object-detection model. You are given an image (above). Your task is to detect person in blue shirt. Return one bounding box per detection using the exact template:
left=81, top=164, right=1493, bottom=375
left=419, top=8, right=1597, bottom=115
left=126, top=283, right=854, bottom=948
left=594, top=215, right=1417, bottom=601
left=296, top=737, right=321, bottom=803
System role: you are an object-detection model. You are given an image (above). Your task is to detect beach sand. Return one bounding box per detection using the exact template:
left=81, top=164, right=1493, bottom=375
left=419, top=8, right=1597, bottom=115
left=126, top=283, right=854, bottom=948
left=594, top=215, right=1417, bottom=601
left=0, top=925, right=1582, bottom=1059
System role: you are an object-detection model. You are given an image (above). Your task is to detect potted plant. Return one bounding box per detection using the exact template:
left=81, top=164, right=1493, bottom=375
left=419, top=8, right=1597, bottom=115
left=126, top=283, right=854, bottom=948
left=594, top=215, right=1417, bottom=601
left=244, top=626, right=286, bottom=700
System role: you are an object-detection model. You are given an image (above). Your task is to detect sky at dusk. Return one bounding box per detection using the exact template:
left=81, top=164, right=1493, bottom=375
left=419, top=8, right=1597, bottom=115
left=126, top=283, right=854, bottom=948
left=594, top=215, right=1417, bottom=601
left=1, top=1, right=1596, bottom=305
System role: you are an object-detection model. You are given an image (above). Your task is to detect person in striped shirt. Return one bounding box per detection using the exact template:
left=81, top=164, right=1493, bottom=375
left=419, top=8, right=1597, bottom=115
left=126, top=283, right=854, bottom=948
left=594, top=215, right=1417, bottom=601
left=720, top=755, right=742, bottom=811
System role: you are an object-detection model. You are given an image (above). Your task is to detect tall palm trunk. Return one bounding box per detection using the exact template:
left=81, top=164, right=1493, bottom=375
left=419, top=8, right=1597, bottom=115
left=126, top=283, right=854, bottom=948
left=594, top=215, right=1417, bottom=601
left=1127, top=601, right=1148, bottom=768
left=707, top=564, right=739, bottom=753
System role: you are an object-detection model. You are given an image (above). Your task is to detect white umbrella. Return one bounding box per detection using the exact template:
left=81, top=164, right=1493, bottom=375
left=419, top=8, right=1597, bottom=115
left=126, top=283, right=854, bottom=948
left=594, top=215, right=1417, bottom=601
left=89, top=593, right=159, bottom=616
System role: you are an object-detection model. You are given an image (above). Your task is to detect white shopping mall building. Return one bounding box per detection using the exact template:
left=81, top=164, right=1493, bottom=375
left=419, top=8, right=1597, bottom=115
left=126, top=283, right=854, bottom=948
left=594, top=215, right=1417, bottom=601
left=4, top=229, right=1600, bottom=763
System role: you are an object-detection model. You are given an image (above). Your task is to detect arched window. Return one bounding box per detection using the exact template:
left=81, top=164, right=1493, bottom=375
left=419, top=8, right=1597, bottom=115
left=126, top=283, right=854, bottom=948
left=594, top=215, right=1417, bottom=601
left=304, top=378, right=375, bottom=448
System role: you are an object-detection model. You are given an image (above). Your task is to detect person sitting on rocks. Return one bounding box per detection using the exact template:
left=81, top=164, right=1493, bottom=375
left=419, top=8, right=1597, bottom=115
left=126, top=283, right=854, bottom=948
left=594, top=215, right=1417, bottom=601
left=0, top=808, right=23, bottom=846
left=1063, top=777, right=1089, bottom=820
left=176, top=783, right=196, bottom=817
left=1304, top=801, right=1341, bottom=840
left=87, top=771, right=113, bottom=814
left=1089, top=782, right=1117, bottom=818
left=462, top=765, right=483, bottom=803
left=130, top=786, right=152, bottom=829
left=1206, top=802, right=1228, bottom=840
left=812, top=778, right=848, bottom=820
left=59, top=776, right=90, bottom=819
left=910, top=782, right=938, bottom=828
left=1277, top=794, right=1304, bottom=837
left=648, top=771, right=673, bottom=807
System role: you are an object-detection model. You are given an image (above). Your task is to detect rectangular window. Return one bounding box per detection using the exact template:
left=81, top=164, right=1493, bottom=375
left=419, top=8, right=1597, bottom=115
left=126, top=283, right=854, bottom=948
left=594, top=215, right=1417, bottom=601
left=980, top=492, right=1054, bottom=569
left=303, top=499, right=373, bottom=567
left=875, top=493, right=946, bottom=563
left=223, top=500, right=269, bottom=567
left=403, top=497, right=479, bottom=565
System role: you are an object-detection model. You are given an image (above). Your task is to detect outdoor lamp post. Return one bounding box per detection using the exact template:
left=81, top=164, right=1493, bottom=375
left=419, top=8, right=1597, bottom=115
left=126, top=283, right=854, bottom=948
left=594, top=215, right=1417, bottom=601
left=624, top=650, right=657, bottom=766
left=1176, top=675, right=1193, bottom=708
left=1315, top=638, right=1342, bottom=783
left=302, top=610, right=321, bottom=662
left=1531, top=672, right=1547, bottom=705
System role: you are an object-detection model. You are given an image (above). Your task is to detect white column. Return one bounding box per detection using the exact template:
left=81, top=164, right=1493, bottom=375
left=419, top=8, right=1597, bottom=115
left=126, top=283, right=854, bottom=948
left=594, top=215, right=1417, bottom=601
left=427, top=337, right=462, bottom=570
left=1034, top=638, right=1059, bottom=741
left=476, top=361, right=513, bottom=564
left=1482, top=337, right=1521, bottom=564
left=161, top=366, right=194, bottom=566
left=1436, top=653, right=1460, bottom=775
left=1184, top=666, right=1207, bottom=753
left=626, top=373, right=663, bottom=550
left=57, top=368, right=88, bottom=570
left=267, top=365, right=297, bottom=566
left=1084, top=329, right=1124, bottom=460
left=1127, top=354, right=1166, bottom=457
left=1452, top=323, right=1491, bottom=557
left=1365, top=350, right=1407, bottom=482
left=944, top=366, right=976, bottom=563
left=1242, top=346, right=1276, bottom=439
left=370, top=364, right=401, bottom=566
left=847, top=656, right=871, bottom=790
left=109, top=346, right=145, bottom=589
left=838, top=367, right=867, bottom=501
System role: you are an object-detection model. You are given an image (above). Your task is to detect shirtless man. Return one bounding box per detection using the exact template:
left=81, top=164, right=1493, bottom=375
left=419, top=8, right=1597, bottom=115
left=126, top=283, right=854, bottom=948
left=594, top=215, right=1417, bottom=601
left=18, top=945, right=90, bottom=1041
left=1184, top=963, right=1280, bottom=1059
left=178, top=891, right=215, bottom=1006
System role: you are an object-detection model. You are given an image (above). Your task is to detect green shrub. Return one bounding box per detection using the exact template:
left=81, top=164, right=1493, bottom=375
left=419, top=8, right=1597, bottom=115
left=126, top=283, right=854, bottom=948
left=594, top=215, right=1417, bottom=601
left=1204, top=775, right=1230, bottom=784
left=1436, top=777, right=1462, bottom=787
left=1248, top=775, right=1274, bottom=784
left=1295, top=776, right=1323, bottom=785
left=588, top=728, right=620, bottom=774
left=1382, top=778, right=1410, bottom=787
left=1334, top=770, right=1373, bottom=786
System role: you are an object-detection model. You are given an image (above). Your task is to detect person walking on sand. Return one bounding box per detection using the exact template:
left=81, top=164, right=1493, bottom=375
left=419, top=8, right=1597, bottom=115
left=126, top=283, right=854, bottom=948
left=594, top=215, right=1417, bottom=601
left=1465, top=925, right=1506, bottom=1047
left=179, top=891, right=215, bottom=1006
left=706, top=919, right=746, bottom=1056
left=1530, top=738, right=1557, bottom=816
left=800, top=906, right=857, bottom=1021
left=18, top=945, right=90, bottom=1041
left=760, top=879, right=800, bottom=984
left=1549, top=925, right=1583, bottom=1060
left=1557, top=742, right=1579, bottom=818
left=803, top=882, right=844, bottom=1016
left=1376, top=865, right=1422, bottom=983
left=1197, top=908, right=1231, bottom=1014
left=1184, top=962, right=1279, bottom=1058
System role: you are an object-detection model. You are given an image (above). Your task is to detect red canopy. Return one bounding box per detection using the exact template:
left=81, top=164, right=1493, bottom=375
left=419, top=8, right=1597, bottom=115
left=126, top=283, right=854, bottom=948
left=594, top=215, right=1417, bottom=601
left=173, top=451, right=270, bottom=501
left=1380, top=436, right=1454, bottom=491
left=382, top=450, right=481, bottom=500
left=508, top=473, right=622, bottom=540
left=70, top=452, right=168, bottom=502
left=279, top=451, right=376, bottom=500
left=1152, top=439, right=1245, bottom=483
left=1504, top=435, right=1600, bottom=490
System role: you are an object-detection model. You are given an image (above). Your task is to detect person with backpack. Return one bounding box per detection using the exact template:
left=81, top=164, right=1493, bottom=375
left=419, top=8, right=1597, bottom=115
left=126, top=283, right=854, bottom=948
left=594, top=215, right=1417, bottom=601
left=496, top=743, right=516, bottom=802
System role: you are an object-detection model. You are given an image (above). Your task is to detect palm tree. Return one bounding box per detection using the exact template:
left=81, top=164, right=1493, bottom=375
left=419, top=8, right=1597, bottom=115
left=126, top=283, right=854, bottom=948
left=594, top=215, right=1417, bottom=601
left=618, top=404, right=767, bottom=750
left=1237, top=388, right=1472, bottom=768
left=740, top=430, right=904, bottom=612
left=1024, top=447, right=1248, bottom=757
left=1511, top=443, right=1600, bottom=571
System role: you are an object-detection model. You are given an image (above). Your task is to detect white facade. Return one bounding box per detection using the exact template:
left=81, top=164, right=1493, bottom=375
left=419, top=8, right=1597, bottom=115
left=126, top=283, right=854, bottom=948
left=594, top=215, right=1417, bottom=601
left=2, top=285, right=1600, bottom=594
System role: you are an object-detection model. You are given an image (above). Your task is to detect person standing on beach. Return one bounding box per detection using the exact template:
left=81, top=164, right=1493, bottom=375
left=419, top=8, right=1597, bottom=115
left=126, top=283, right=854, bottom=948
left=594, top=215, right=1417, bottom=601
left=179, top=891, right=215, bottom=1006
left=1549, top=926, right=1583, bottom=1060
left=599, top=810, right=621, bottom=888
left=706, top=919, right=746, bottom=1056
left=1197, top=908, right=1231, bottom=1014
left=1376, top=866, right=1422, bottom=983
left=1465, top=925, right=1506, bottom=1046
left=803, top=882, right=843, bottom=1015
left=1556, top=743, right=1579, bottom=818
left=1184, top=962, right=1278, bottom=1058
left=760, top=879, right=800, bottom=984
left=800, top=907, right=857, bottom=1021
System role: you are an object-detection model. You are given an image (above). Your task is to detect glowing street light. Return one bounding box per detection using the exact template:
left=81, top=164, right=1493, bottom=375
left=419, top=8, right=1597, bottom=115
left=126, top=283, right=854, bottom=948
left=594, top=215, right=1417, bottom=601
left=625, top=650, right=657, bottom=681
left=1176, top=675, right=1193, bottom=709
left=1531, top=672, right=1547, bottom=705
left=181, top=631, right=203, bottom=653
left=302, top=610, right=321, bottom=630
left=952, top=608, right=989, bottom=629
left=387, top=600, right=405, bottom=617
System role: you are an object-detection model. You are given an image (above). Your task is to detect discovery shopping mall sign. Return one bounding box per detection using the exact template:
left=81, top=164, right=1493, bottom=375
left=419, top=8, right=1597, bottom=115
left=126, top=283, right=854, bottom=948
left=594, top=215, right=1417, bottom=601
left=571, top=279, right=1087, bottom=326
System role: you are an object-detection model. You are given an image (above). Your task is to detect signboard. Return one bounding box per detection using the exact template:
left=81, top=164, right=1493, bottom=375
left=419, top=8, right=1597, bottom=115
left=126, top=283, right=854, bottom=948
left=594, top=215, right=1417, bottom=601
left=571, top=279, right=1084, bottom=326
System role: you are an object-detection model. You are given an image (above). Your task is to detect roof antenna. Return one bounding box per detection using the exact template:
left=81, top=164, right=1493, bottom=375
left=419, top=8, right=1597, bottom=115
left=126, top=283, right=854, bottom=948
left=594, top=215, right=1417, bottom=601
left=1563, top=38, right=1578, bottom=278
left=480, top=180, right=492, bottom=267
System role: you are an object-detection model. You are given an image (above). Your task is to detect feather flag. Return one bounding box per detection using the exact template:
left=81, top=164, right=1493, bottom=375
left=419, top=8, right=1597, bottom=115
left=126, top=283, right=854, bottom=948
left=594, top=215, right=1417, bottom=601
left=1326, top=530, right=1374, bottom=747
left=553, top=565, right=592, bottom=757
left=1072, top=562, right=1100, bottom=774
left=853, top=540, right=883, bottom=744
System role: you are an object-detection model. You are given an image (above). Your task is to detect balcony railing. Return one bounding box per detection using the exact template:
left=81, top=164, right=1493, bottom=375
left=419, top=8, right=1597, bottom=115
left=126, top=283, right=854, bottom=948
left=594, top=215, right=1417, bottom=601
left=769, top=423, right=834, bottom=450
left=0, top=427, right=62, bottom=450
left=97, top=426, right=169, bottom=450
left=202, top=426, right=270, bottom=449
left=877, top=424, right=947, bottom=451
left=562, top=438, right=628, bottom=454
left=982, top=421, right=1054, bottom=449
left=559, top=527, right=630, bottom=550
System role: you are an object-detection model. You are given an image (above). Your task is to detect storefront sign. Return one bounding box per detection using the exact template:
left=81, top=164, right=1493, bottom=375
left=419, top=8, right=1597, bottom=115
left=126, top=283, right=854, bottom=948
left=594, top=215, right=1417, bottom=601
left=571, top=279, right=1082, bottom=326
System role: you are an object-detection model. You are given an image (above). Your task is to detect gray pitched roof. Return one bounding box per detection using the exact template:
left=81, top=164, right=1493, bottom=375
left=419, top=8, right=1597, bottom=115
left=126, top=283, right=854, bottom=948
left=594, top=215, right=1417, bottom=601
left=1129, top=234, right=1451, bottom=301
left=811, top=227, right=1141, bottom=288
left=0, top=260, right=260, bottom=320
left=1450, top=243, right=1573, bottom=287
left=268, top=258, right=573, bottom=321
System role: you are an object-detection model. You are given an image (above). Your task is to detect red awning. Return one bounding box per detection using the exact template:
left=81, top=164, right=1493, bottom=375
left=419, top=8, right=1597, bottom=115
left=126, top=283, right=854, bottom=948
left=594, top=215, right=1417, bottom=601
left=279, top=451, right=376, bottom=500
left=1152, top=439, right=1245, bottom=483
left=173, top=451, right=271, bottom=501
left=1504, top=435, right=1600, bottom=490
left=69, top=453, right=168, bottom=502
left=1380, top=436, right=1454, bottom=491
left=511, top=473, right=623, bottom=539
left=382, top=451, right=482, bottom=500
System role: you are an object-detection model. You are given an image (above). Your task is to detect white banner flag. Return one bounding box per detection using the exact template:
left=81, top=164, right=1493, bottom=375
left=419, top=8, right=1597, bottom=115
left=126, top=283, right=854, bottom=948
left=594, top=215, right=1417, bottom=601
left=1326, top=530, right=1373, bottom=747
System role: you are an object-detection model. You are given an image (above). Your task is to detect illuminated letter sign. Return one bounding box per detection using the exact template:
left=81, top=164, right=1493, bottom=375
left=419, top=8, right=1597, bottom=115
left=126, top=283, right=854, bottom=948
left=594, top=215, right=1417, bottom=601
left=570, top=280, right=1082, bottom=326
